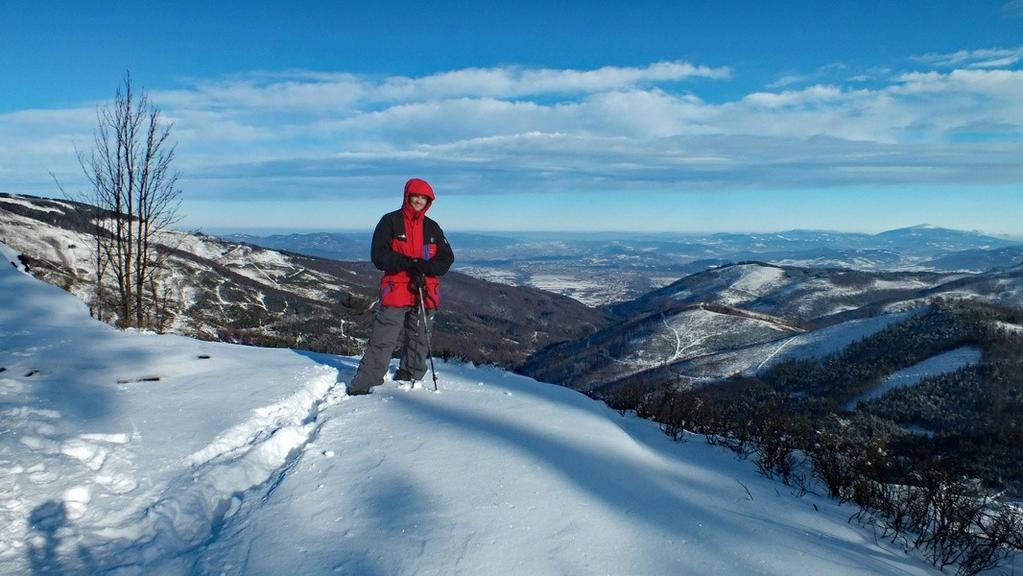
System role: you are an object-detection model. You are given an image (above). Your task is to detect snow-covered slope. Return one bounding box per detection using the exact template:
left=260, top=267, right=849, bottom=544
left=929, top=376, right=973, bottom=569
left=843, top=346, right=984, bottom=410
left=667, top=309, right=923, bottom=382
left=0, top=195, right=368, bottom=337
left=0, top=241, right=343, bottom=573
left=607, top=262, right=969, bottom=323
left=0, top=242, right=944, bottom=575
left=521, top=303, right=804, bottom=392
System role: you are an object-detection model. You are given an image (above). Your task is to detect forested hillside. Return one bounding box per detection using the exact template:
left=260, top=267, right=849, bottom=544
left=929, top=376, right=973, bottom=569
left=607, top=300, right=1023, bottom=575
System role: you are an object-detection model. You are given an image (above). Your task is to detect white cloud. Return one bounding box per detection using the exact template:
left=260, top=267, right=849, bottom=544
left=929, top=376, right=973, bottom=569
left=891, top=69, right=1023, bottom=134
left=2, top=58, right=1021, bottom=202
left=378, top=60, right=731, bottom=100
left=767, top=63, right=852, bottom=89
left=741, top=85, right=845, bottom=109
left=152, top=73, right=366, bottom=112
left=150, top=60, right=729, bottom=114
left=913, top=47, right=1023, bottom=69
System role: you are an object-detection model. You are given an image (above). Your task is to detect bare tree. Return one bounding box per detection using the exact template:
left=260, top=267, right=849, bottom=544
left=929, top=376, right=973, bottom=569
left=68, top=72, right=182, bottom=329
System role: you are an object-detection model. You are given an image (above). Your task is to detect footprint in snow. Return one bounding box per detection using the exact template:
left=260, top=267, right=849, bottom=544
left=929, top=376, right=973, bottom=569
left=62, top=485, right=91, bottom=520
left=63, top=440, right=110, bottom=471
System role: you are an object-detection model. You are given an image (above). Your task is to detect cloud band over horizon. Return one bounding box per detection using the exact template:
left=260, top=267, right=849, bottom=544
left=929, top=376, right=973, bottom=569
left=0, top=53, right=1021, bottom=230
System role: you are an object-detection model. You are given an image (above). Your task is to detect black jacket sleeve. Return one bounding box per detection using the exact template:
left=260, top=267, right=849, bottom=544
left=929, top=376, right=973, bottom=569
left=423, top=219, right=454, bottom=277
left=370, top=213, right=412, bottom=274
left=425, top=238, right=454, bottom=276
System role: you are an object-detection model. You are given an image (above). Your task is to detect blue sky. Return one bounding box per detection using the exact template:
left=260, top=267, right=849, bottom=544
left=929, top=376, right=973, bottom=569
left=2, top=1, right=1022, bottom=236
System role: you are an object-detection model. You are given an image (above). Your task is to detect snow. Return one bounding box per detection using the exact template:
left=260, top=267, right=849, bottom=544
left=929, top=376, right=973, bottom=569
left=524, top=272, right=630, bottom=307
left=0, top=241, right=952, bottom=575
left=714, top=264, right=788, bottom=307
left=454, top=266, right=650, bottom=306
left=0, top=210, right=352, bottom=326
left=873, top=278, right=931, bottom=290
left=766, top=310, right=922, bottom=366
left=0, top=195, right=69, bottom=214
left=730, top=264, right=786, bottom=295
left=0, top=211, right=94, bottom=275
left=844, top=346, right=984, bottom=409
left=156, top=229, right=346, bottom=302
left=0, top=241, right=24, bottom=271
left=589, top=307, right=799, bottom=387
left=997, top=321, right=1023, bottom=334
left=453, top=266, right=521, bottom=286
left=665, top=310, right=921, bottom=382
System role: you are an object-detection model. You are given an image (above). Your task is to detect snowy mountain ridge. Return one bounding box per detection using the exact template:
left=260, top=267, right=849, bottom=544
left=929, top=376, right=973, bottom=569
left=0, top=241, right=952, bottom=575
left=523, top=260, right=1023, bottom=394
left=0, top=192, right=371, bottom=335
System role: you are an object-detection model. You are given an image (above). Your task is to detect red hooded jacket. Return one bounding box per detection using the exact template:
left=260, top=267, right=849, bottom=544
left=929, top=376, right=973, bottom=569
left=370, top=178, right=455, bottom=309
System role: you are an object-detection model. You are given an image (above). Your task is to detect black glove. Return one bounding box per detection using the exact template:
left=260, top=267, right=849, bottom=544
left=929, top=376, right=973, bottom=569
left=409, top=268, right=426, bottom=290
left=392, top=255, right=414, bottom=274
left=410, top=259, right=430, bottom=275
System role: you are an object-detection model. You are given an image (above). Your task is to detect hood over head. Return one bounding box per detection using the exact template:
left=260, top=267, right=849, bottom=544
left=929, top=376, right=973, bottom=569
left=402, top=177, right=435, bottom=216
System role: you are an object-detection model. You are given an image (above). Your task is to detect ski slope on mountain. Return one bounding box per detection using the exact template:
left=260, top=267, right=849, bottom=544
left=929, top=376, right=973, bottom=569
left=670, top=309, right=921, bottom=381
left=0, top=242, right=944, bottom=575
left=843, top=346, right=984, bottom=410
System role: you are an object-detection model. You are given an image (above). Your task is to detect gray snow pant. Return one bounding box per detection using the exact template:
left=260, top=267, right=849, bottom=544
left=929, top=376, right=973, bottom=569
left=349, top=305, right=434, bottom=394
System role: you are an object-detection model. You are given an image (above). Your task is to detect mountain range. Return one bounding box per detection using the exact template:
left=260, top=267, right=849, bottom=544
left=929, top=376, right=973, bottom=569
left=522, top=260, right=1023, bottom=395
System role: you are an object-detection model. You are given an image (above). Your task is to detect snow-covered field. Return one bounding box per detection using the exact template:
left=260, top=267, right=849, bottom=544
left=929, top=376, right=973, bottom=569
left=454, top=262, right=679, bottom=306
left=528, top=272, right=625, bottom=306
left=454, top=266, right=522, bottom=287
left=0, top=241, right=951, bottom=575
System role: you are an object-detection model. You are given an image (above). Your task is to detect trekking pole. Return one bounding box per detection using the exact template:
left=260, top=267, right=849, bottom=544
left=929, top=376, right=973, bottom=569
left=416, top=283, right=439, bottom=391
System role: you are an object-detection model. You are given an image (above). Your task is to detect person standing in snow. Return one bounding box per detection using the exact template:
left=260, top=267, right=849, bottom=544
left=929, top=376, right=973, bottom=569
left=348, top=177, right=455, bottom=395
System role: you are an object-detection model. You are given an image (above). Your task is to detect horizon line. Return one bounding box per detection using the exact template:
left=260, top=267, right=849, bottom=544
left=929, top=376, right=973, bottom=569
left=196, top=225, right=1023, bottom=241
